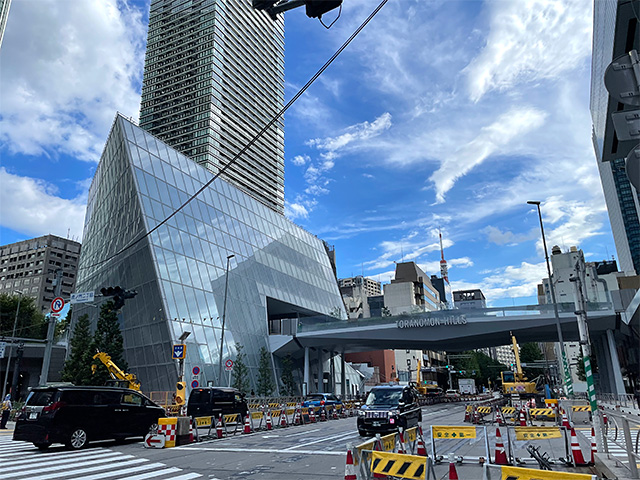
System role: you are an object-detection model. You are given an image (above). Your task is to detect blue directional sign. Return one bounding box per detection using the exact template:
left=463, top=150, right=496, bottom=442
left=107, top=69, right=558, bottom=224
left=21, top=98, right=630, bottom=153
left=172, top=344, right=186, bottom=360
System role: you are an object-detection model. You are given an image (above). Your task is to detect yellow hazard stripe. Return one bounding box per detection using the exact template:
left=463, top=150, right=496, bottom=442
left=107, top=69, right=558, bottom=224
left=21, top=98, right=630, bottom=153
left=572, top=405, right=590, bottom=412
left=529, top=408, right=555, bottom=416
left=501, top=407, right=516, bottom=414
left=500, top=465, right=596, bottom=479
left=271, top=409, right=282, bottom=417
left=477, top=407, right=492, bottom=414
left=466, top=405, right=474, bottom=412
left=371, top=451, right=426, bottom=480
left=224, top=413, right=240, bottom=423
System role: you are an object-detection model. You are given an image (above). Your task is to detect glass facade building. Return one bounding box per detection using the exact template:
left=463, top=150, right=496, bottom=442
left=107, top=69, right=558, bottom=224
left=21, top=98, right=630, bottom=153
left=139, top=0, right=285, bottom=214
left=75, top=114, right=344, bottom=392
left=590, top=0, right=640, bottom=275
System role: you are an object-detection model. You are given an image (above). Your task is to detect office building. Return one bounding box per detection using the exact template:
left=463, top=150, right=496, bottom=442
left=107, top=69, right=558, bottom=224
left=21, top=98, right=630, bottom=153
left=139, top=0, right=285, bottom=214
left=590, top=0, right=640, bottom=275
left=453, top=289, right=486, bottom=309
left=0, top=0, right=11, bottom=48
left=384, top=262, right=442, bottom=314
left=0, top=234, right=81, bottom=312
left=74, top=114, right=344, bottom=393
left=338, top=276, right=382, bottom=319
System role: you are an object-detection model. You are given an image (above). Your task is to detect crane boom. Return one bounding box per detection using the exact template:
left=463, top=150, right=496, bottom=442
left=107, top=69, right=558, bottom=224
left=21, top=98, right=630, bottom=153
left=511, top=333, right=525, bottom=381
left=92, top=351, right=141, bottom=391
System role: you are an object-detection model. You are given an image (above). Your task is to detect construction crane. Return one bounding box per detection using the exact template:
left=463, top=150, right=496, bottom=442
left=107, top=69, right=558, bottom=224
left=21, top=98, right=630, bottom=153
left=500, top=334, right=541, bottom=398
left=92, top=351, right=141, bottom=391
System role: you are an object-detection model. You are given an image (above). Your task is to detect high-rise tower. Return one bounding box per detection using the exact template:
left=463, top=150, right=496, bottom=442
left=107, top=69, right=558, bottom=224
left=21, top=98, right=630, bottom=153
left=139, top=0, right=285, bottom=214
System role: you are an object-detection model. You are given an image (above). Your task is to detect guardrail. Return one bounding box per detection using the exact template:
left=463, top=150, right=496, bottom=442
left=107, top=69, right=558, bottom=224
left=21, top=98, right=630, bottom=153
left=597, top=393, right=640, bottom=411
left=599, top=410, right=640, bottom=479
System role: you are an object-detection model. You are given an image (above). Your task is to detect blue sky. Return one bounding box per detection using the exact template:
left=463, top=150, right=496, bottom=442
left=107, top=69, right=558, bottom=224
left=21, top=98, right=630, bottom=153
left=0, top=0, right=616, bottom=306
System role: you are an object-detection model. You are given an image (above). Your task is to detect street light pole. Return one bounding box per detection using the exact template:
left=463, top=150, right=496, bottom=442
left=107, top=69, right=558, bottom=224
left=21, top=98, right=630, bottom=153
left=218, top=254, right=235, bottom=385
left=2, top=290, right=23, bottom=401
left=527, top=200, right=573, bottom=396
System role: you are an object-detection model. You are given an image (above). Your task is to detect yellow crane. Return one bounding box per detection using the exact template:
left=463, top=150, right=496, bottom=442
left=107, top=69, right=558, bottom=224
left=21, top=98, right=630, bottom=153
left=92, top=351, right=141, bottom=391
left=500, top=334, right=539, bottom=396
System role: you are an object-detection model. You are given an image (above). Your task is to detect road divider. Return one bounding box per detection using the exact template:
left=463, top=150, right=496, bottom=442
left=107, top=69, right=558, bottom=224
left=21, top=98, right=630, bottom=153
left=483, top=463, right=597, bottom=479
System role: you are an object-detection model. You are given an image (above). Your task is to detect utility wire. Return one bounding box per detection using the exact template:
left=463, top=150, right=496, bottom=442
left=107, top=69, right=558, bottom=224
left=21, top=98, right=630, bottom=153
left=81, top=0, right=390, bottom=274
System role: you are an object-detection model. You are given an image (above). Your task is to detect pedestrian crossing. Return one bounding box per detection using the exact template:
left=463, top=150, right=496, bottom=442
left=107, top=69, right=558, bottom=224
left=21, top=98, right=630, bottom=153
left=0, top=436, right=202, bottom=480
left=576, top=425, right=640, bottom=470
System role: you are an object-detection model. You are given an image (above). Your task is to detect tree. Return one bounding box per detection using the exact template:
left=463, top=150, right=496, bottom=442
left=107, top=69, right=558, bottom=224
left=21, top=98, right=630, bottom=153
left=381, top=307, right=392, bottom=317
left=280, top=355, right=296, bottom=396
left=60, top=314, right=94, bottom=385
left=256, top=347, right=274, bottom=396
left=91, top=300, right=127, bottom=386
left=519, top=343, right=543, bottom=380
left=0, top=293, right=47, bottom=340
left=232, top=343, right=250, bottom=394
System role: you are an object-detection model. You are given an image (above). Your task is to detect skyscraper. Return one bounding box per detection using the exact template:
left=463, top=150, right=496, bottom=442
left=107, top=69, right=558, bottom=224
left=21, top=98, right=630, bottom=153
left=139, top=0, right=285, bottom=214
left=590, top=0, right=640, bottom=275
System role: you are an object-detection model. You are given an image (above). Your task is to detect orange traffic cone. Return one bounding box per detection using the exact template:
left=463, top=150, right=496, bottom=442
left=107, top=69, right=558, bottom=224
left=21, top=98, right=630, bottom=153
left=372, top=437, right=386, bottom=479
left=216, top=413, right=224, bottom=438
left=310, top=408, right=316, bottom=423
left=496, top=408, right=505, bottom=426
left=448, top=461, right=459, bottom=480
left=243, top=414, right=252, bottom=434
left=397, top=429, right=406, bottom=454
left=518, top=408, right=527, bottom=426
left=320, top=408, right=326, bottom=421
left=494, top=428, right=509, bottom=465
left=333, top=406, right=339, bottom=420
left=280, top=410, right=287, bottom=428
left=266, top=411, right=273, bottom=430
left=344, top=447, right=357, bottom=480
left=473, top=407, right=480, bottom=424
left=464, top=406, right=471, bottom=422
left=562, top=408, right=571, bottom=429
left=416, top=426, right=428, bottom=456
left=293, top=408, right=301, bottom=425
left=570, top=428, right=588, bottom=466
left=590, top=427, right=596, bottom=465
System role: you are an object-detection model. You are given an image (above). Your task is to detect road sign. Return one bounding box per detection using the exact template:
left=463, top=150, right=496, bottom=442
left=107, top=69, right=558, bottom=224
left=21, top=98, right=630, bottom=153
left=225, top=359, right=233, bottom=371
left=172, top=344, right=186, bottom=360
left=191, top=380, right=199, bottom=388
left=144, top=433, right=165, bottom=449
left=51, top=297, right=65, bottom=313
left=0, top=341, right=6, bottom=359
left=192, top=366, right=200, bottom=376
left=70, top=291, right=95, bottom=304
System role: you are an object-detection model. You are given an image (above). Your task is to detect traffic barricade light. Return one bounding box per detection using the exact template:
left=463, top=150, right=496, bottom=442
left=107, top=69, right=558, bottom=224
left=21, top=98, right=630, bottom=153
left=175, top=381, right=187, bottom=405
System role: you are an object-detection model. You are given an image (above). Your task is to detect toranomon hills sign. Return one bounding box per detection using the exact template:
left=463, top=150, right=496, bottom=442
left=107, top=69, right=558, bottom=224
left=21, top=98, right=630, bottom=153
left=396, top=313, right=468, bottom=329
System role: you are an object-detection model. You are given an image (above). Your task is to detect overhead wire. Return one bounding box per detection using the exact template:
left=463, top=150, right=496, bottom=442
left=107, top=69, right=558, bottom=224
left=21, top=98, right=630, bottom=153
left=79, top=0, right=390, bottom=274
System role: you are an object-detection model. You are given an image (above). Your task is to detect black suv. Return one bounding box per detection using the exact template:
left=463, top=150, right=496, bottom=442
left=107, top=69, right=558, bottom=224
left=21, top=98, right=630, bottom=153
left=13, top=386, right=164, bottom=449
left=357, top=385, right=422, bottom=436
left=186, top=387, right=248, bottom=419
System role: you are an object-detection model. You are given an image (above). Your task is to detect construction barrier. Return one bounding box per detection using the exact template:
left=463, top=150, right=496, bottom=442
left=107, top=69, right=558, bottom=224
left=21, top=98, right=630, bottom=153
left=158, top=417, right=177, bottom=448
left=528, top=408, right=556, bottom=422
left=370, top=451, right=435, bottom=480
left=429, top=425, right=491, bottom=464
left=570, top=405, right=592, bottom=425
left=503, top=425, right=572, bottom=467
left=483, top=463, right=597, bottom=479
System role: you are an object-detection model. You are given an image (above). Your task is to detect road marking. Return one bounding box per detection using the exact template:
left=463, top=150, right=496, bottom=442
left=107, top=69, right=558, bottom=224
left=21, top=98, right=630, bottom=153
left=71, top=464, right=180, bottom=480
left=21, top=459, right=155, bottom=480
left=175, top=446, right=344, bottom=456
left=283, top=430, right=356, bottom=450
left=284, top=428, right=322, bottom=437
left=2, top=451, right=129, bottom=470
left=0, top=452, right=129, bottom=477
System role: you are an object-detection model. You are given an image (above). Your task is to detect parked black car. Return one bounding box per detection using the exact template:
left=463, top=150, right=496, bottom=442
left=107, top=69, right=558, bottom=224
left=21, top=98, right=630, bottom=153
left=186, top=387, right=248, bottom=419
left=357, top=384, right=422, bottom=436
left=13, top=386, right=164, bottom=449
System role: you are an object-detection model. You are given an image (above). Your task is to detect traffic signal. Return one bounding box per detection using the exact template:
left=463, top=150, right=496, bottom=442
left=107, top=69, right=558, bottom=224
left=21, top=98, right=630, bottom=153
left=305, top=0, right=342, bottom=19
left=175, top=381, right=187, bottom=405
left=101, top=286, right=137, bottom=310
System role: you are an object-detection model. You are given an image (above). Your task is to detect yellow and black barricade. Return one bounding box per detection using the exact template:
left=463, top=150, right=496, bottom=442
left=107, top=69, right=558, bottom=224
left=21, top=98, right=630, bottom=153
left=370, top=451, right=436, bottom=480
left=191, top=415, right=215, bottom=441
left=570, top=404, right=591, bottom=425
left=250, top=410, right=264, bottom=430
left=483, top=463, right=597, bottom=479
left=223, top=413, right=241, bottom=435
left=430, top=425, right=491, bottom=464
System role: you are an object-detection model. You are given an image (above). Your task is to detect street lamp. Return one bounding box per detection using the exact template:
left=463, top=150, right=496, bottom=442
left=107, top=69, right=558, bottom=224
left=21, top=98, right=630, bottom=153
left=2, top=290, right=23, bottom=400
left=527, top=200, right=573, bottom=395
left=218, top=254, right=235, bottom=384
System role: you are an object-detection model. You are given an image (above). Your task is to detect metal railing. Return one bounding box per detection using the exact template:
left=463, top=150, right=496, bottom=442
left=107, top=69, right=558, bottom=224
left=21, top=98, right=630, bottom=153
left=600, top=410, right=640, bottom=479
left=597, top=393, right=640, bottom=411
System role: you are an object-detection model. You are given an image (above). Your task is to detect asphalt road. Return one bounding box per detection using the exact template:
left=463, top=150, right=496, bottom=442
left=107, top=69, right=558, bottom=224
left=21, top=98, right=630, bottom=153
left=1, top=401, right=599, bottom=480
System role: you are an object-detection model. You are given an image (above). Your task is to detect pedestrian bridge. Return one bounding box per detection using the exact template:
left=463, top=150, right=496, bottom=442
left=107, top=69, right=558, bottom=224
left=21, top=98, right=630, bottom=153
left=270, top=302, right=622, bottom=354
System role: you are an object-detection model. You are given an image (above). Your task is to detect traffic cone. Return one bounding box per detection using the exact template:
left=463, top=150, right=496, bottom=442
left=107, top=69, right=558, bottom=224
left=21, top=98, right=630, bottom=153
left=344, top=447, right=357, bottom=480
left=494, top=428, right=509, bottom=465
left=590, top=427, right=596, bottom=465
left=518, top=408, right=527, bottom=426
left=570, top=428, right=588, bottom=466
left=243, top=414, right=252, bottom=434
left=448, top=461, right=459, bottom=480
left=333, top=406, right=339, bottom=420
left=473, top=407, right=480, bottom=425
left=495, top=408, right=504, bottom=426
left=310, top=408, right=316, bottom=423
left=266, top=411, right=273, bottom=430
left=464, top=406, right=471, bottom=422
left=562, top=408, right=571, bottom=429
left=294, top=408, right=301, bottom=425
left=397, top=429, right=406, bottom=454
left=373, top=437, right=386, bottom=479
left=321, top=408, right=326, bottom=421
left=216, top=413, right=224, bottom=439
left=280, top=410, right=287, bottom=428
left=416, top=426, right=428, bottom=456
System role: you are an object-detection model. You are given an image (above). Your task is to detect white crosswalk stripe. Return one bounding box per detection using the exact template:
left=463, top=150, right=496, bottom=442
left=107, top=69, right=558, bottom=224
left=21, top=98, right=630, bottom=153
left=0, top=436, right=202, bottom=479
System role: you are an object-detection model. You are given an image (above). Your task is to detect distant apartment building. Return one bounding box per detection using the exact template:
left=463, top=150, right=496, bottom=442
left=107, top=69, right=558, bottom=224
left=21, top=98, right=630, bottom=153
left=338, top=276, right=382, bottom=319
left=384, top=262, right=442, bottom=314
left=0, top=235, right=81, bottom=312
left=453, top=289, right=486, bottom=309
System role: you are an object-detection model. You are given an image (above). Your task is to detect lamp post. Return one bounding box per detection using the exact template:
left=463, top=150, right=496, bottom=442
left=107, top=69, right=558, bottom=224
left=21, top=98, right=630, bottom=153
left=218, top=254, right=235, bottom=385
left=527, top=200, right=573, bottom=396
left=2, top=290, right=23, bottom=400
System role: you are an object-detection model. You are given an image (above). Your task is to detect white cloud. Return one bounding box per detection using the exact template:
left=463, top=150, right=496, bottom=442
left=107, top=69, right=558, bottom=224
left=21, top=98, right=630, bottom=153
left=484, top=226, right=536, bottom=246
left=464, top=0, right=593, bottom=102
left=0, top=168, right=86, bottom=240
left=0, top=0, right=146, bottom=162
left=291, top=155, right=309, bottom=166
left=429, top=107, right=546, bottom=203
left=285, top=202, right=309, bottom=220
